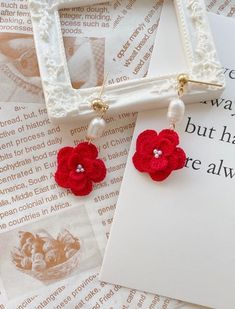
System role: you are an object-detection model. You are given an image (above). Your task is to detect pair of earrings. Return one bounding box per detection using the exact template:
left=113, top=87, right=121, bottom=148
left=55, top=74, right=222, bottom=196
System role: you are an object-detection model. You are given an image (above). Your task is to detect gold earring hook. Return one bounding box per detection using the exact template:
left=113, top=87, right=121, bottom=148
left=91, top=73, right=109, bottom=115
left=99, top=72, right=109, bottom=98
left=177, top=73, right=223, bottom=97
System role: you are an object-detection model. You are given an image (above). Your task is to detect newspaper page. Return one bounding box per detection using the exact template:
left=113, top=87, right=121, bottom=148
left=0, top=0, right=234, bottom=308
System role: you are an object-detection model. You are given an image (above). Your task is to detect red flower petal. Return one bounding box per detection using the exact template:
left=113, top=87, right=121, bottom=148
left=136, top=130, right=157, bottom=144
left=136, top=130, right=158, bottom=155
left=159, top=129, right=179, bottom=146
left=150, top=168, right=172, bottom=182
left=57, top=148, right=73, bottom=174
left=74, top=142, right=98, bottom=159
left=55, top=171, right=70, bottom=188
left=157, top=138, right=175, bottom=156
left=150, top=156, right=168, bottom=172
left=69, top=171, right=93, bottom=196
left=167, top=153, right=179, bottom=170
left=132, top=152, right=152, bottom=172
left=69, top=171, right=88, bottom=190
left=67, top=154, right=84, bottom=170
left=57, top=158, right=70, bottom=174
left=85, top=159, right=106, bottom=182
left=70, top=179, right=93, bottom=196
left=57, top=147, right=74, bottom=163
left=173, top=147, right=186, bottom=170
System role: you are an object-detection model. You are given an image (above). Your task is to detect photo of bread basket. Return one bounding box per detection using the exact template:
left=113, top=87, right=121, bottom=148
left=11, top=229, right=82, bottom=283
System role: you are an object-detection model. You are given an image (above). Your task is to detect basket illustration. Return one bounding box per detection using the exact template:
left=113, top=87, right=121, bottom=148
left=11, top=229, right=82, bottom=283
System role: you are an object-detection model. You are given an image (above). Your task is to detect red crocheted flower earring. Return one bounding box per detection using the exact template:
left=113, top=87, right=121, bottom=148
left=132, top=74, right=188, bottom=181
left=55, top=77, right=109, bottom=196
left=132, top=74, right=223, bottom=181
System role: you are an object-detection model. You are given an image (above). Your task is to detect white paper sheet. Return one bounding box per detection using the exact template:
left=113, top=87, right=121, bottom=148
left=100, top=14, right=235, bottom=309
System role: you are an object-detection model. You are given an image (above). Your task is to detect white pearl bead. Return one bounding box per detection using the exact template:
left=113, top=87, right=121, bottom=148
left=87, top=117, right=106, bottom=140
left=167, top=98, right=185, bottom=125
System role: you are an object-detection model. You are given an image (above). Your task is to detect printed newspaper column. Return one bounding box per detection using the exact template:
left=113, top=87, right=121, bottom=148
left=0, top=106, right=74, bottom=230
left=0, top=0, right=41, bottom=103
left=106, top=0, right=163, bottom=83
left=59, top=2, right=113, bottom=89
left=8, top=267, right=184, bottom=309
left=0, top=104, right=134, bottom=248
left=206, top=0, right=235, bottom=16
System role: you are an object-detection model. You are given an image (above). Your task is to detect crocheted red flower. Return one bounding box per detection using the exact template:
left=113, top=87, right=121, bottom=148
left=132, top=129, right=186, bottom=181
left=55, top=142, right=106, bottom=196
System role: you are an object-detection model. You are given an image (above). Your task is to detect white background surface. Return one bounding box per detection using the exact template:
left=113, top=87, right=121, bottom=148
left=100, top=14, right=235, bottom=309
